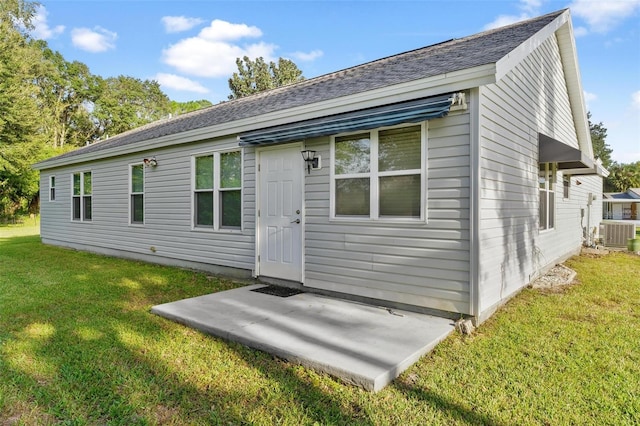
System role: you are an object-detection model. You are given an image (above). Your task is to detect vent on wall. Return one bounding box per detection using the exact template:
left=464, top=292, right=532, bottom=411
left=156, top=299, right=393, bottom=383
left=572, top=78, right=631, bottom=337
left=601, top=223, right=636, bottom=247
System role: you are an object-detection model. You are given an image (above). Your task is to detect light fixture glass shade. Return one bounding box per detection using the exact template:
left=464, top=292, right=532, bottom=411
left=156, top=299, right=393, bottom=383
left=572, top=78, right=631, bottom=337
left=301, top=150, right=316, bottom=161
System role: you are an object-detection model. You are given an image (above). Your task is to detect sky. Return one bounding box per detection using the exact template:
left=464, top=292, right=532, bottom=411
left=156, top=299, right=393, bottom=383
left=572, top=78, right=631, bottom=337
left=32, top=0, right=640, bottom=163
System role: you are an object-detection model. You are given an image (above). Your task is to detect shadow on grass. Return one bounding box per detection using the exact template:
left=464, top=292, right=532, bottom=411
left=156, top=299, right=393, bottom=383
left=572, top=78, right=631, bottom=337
left=1, top=235, right=510, bottom=424
left=0, top=238, right=373, bottom=424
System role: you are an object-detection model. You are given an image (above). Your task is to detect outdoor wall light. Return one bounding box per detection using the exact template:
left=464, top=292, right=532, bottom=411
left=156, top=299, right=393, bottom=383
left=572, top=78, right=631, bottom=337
left=143, top=157, right=158, bottom=167
left=301, top=150, right=319, bottom=174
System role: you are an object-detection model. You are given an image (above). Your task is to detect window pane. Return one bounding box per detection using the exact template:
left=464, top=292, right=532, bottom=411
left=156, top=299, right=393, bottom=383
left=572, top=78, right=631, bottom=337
left=220, top=190, right=241, bottom=228
left=335, top=134, right=370, bottom=174
left=196, top=155, right=214, bottom=190
left=73, top=197, right=81, bottom=220
left=73, top=173, right=81, bottom=195
left=83, top=172, right=92, bottom=195
left=221, top=151, right=241, bottom=188
left=83, top=196, right=92, bottom=221
left=51, top=176, right=55, bottom=188
left=131, top=194, right=144, bottom=223
left=195, top=192, right=214, bottom=226
left=335, top=178, right=370, bottom=216
left=379, top=126, right=421, bottom=172
left=548, top=192, right=555, bottom=229
left=50, top=188, right=55, bottom=201
left=539, top=190, right=547, bottom=230
left=132, top=164, right=144, bottom=193
left=379, top=175, right=421, bottom=217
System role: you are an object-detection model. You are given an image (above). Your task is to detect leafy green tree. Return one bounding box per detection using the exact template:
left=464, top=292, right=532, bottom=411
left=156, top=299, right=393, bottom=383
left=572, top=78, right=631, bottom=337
left=228, top=56, right=304, bottom=100
left=169, top=99, right=213, bottom=116
left=0, top=0, right=48, bottom=217
left=92, top=76, right=171, bottom=138
left=605, top=162, right=640, bottom=192
left=34, top=41, right=102, bottom=148
left=588, top=112, right=613, bottom=169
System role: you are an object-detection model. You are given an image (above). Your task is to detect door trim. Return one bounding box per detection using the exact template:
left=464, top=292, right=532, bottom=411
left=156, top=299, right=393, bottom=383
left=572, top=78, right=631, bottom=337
left=255, top=142, right=305, bottom=282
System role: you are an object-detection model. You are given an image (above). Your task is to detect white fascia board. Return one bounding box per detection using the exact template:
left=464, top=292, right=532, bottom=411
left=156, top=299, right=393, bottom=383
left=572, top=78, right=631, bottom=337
left=35, top=64, right=496, bottom=170
left=556, top=16, right=594, bottom=158
left=495, top=10, right=569, bottom=81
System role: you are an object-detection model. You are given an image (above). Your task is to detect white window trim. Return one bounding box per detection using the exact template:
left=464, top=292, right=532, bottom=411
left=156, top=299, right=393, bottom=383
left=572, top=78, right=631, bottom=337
left=70, top=171, right=92, bottom=222
left=190, top=148, right=244, bottom=233
left=329, top=122, right=428, bottom=223
left=539, top=163, right=556, bottom=232
left=49, top=175, right=56, bottom=202
left=129, top=163, right=145, bottom=226
left=562, top=174, right=571, bottom=200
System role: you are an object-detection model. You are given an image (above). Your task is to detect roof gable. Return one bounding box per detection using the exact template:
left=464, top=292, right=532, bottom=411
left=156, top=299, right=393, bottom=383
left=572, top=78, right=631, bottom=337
left=36, top=9, right=567, bottom=168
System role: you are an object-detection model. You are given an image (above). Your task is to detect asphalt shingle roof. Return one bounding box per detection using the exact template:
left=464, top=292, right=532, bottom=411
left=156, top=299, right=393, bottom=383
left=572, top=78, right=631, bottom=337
left=45, top=9, right=564, bottom=164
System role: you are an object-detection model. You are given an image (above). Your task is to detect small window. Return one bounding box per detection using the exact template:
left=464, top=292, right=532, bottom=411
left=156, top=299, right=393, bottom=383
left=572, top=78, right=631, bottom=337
left=332, top=124, right=424, bottom=220
left=539, top=163, right=556, bottom=230
left=49, top=176, right=56, bottom=201
left=130, top=164, right=144, bottom=224
left=72, top=171, right=92, bottom=221
left=563, top=175, right=570, bottom=199
left=193, top=150, right=242, bottom=230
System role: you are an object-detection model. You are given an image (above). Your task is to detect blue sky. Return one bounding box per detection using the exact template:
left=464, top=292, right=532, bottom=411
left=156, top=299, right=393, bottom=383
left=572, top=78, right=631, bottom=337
left=33, top=0, right=640, bottom=163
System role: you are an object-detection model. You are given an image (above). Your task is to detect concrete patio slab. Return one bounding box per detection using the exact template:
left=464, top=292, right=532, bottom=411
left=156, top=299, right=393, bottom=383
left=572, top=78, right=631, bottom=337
left=151, top=285, right=455, bottom=391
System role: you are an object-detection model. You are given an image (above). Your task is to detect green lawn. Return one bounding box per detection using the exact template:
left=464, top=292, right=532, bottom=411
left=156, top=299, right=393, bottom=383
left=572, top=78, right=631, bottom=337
left=1, top=225, right=639, bottom=425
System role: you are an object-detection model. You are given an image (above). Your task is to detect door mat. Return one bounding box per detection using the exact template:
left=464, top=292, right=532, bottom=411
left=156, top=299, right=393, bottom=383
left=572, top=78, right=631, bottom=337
left=251, top=285, right=304, bottom=297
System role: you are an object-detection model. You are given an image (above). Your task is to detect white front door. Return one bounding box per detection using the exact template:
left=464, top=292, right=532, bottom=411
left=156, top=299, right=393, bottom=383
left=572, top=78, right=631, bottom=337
left=258, top=145, right=303, bottom=282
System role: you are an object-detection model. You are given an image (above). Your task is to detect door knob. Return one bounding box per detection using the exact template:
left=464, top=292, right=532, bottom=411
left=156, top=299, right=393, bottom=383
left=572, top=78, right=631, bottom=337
left=291, top=218, right=300, bottom=224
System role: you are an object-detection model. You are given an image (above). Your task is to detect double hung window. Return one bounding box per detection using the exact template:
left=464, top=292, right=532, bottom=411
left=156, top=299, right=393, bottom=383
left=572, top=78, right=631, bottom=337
left=194, top=150, right=242, bottom=230
left=49, top=176, right=56, bottom=201
left=72, top=171, right=92, bottom=221
left=332, top=124, right=425, bottom=220
left=130, top=164, right=144, bottom=224
left=539, top=163, right=556, bottom=230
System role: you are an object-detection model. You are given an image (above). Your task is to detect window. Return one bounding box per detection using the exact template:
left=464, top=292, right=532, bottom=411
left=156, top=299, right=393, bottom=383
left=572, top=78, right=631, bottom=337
left=332, top=124, right=424, bottom=220
left=49, top=176, right=56, bottom=201
left=563, top=174, right=570, bottom=199
left=72, top=171, right=92, bottom=221
left=539, top=163, right=556, bottom=230
left=130, top=164, right=144, bottom=224
left=193, top=150, right=242, bottom=230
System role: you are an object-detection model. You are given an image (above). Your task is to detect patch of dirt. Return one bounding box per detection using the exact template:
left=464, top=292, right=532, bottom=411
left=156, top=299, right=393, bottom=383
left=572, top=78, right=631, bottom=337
left=530, top=264, right=576, bottom=291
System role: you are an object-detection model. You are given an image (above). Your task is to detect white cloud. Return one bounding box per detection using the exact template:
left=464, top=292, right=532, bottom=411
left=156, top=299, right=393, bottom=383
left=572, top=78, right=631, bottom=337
left=483, top=0, right=544, bottom=30
left=632, top=90, right=640, bottom=109
left=162, top=19, right=276, bottom=78
left=71, top=27, right=117, bottom=52
left=570, top=0, right=640, bottom=33
left=583, top=90, right=597, bottom=108
left=573, top=26, right=588, bottom=37
left=161, top=16, right=204, bottom=33
left=199, top=19, right=262, bottom=41
left=155, top=73, right=209, bottom=94
left=484, top=14, right=531, bottom=30
left=291, top=49, right=323, bottom=62
left=31, top=5, right=65, bottom=39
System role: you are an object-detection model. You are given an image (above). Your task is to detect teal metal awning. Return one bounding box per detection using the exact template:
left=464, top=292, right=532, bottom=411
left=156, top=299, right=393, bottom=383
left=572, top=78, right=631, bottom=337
left=238, top=94, right=453, bottom=146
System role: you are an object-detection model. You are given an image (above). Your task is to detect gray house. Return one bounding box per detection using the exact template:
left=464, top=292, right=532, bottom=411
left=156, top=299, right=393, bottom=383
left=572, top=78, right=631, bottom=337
left=35, top=9, right=605, bottom=324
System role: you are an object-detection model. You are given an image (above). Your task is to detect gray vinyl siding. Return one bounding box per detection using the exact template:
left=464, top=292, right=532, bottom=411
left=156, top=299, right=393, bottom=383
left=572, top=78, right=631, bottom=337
left=39, top=137, right=256, bottom=273
left=303, top=112, right=471, bottom=314
left=477, top=33, right=600, bottom=316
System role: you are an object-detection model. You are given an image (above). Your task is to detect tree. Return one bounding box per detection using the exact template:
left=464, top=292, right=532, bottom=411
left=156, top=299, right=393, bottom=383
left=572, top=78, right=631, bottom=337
left=606, top=162, right=640, bottom=192
left=169, top=99, right=213, bottom=116
left=0, top=0, right=49, bottom=217
left=92, top=76, right=171, bottom=139
left=588, top=112, right=613, bottom=169
left=34, top=41, right=102, bottom=148
left=228, top=56, right=304, bottom=100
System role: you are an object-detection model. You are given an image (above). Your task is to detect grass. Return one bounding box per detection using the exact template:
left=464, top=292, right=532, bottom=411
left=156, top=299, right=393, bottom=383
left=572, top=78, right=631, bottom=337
left=1, top=224, right=639, bottom=425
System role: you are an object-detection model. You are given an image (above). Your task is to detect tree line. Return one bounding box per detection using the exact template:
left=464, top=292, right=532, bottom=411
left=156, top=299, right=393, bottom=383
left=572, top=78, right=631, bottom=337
left=0, top=0, right=212, bottom=219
